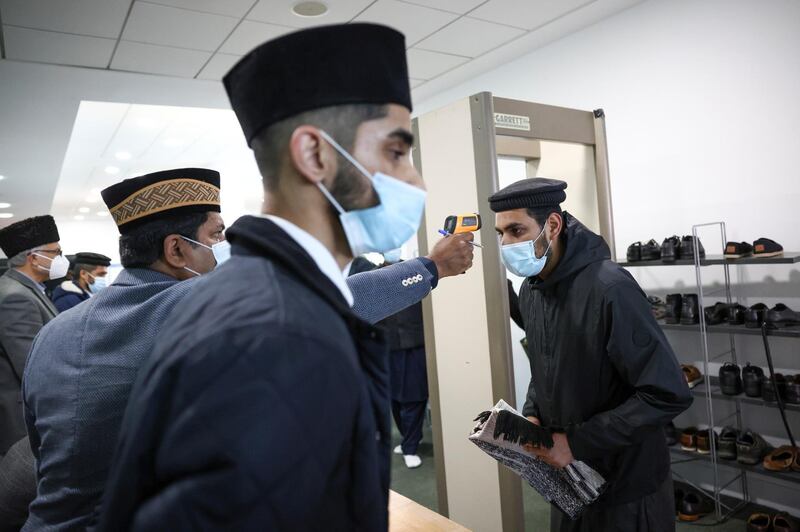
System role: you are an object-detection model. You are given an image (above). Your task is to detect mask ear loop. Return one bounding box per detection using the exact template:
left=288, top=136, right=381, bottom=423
left=316, top=130, right=375, bottom=216
left=318, top=130, right=371, bottom=178
left=533, top=225, right=552, bottom=260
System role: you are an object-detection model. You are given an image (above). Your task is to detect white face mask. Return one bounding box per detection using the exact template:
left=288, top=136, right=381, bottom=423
left=180, top=236, right=231, bottom=277
left=32, top=251, right=70, bottom=280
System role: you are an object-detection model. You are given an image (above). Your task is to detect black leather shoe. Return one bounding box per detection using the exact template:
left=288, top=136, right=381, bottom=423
left=737, top=429, right=770, bottom=465
left=679, top=235, right=706, bottom=261
left=704, top=302, right=728, bottom=325
left=680, top=294, right=699, bottom=325
left=745, top=303, right=769, bottom=328
left=661, top=235, right=680, bottom=262
left=724, top=241, right=753, bottom=258
left=765, top=303, right=800, bottom=328
left=626, top=241, right=642, bottom=262
left=742, top=363, right=764, bottom=397
left=678, top=491, right=711, bottom=522
left=718, top=426, right=738, bottom=460
left=641, top=239, right=661, bottom=260
left=787, top=375, right=800, bottom=405
left=719, top=363, right=742, bottom=395
left=665, top=293, right=682, bottom=324
left=726, top=303, right=747, bottom=325
left=762, top=374, right=787, bottom=402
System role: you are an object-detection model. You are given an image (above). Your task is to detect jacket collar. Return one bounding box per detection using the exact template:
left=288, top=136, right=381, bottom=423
left=226, top=215, right=357, bottom=322
left=6, top=269, right=57, bottom=316
left=112, top=268, right=182, bottom=288
left=61, top=279, right=86, bottom=295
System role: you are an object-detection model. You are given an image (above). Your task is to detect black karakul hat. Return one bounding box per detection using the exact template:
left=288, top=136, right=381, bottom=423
left=489, top=178, right=568, bottom=213
left=0, top=215, right=60, bottom=258
left=73, top=252, right=112, bottom=267
left=224, top=23, right=412, bottom=146
left=101, top=168, right=221, bottom=235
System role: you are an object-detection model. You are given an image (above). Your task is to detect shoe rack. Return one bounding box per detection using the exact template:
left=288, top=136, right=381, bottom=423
left=620, top=221, right=800, bottom=522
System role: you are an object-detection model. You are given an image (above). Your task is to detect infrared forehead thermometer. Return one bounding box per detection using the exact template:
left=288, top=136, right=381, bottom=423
left=439, top=213, right=483, bottom=248
left=444, top=213, right=481, bottom=234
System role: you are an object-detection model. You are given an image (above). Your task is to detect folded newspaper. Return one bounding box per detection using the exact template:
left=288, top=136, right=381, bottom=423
left=469, top=400, right=606, bottom=520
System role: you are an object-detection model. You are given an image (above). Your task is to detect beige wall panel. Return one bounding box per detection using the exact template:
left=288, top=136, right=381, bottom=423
left=417, top=97, right=504, bottom=532
left=534, top=141, right=601, bottom=234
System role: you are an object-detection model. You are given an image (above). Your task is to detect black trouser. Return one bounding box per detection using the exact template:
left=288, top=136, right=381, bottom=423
left=550, top=476, right=675, bottom=532
left=391, top=400, right=426, bottom=455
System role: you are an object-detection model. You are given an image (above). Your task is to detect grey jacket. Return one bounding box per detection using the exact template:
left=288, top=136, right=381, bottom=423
left=0, top=270, right=57, bottom=455
left=22, top=258, right=436, bottom=531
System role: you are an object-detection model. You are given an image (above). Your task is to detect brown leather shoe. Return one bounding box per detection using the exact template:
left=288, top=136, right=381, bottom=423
left=763, top=446, right=798, bottom=472
left=774, top=512, right=799, bottom=532
left=697, top=429, right=717, bottom=455
left=747, top=513, right=771, bottom=532
left=680, top=426, right=698, bottom=452
left=682, top=364, right=704, bottom=389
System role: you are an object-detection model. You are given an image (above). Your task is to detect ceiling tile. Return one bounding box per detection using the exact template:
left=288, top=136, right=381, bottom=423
left=197, top=53, right=243, bottom=80
left=219, top=20, right=293, bottom=55
left=396, top=0, right=485, bottom=14
left=469, top=0, right=592, bottom=30
left=415, top=16, right=524, bottom=58
left=3, top=26, right=116, bottom=68
left=0, top=0, right=131, bottom=38
left=111, top=41, right=212, bottom=77
left=354, top=0, right=458, bottom=46
left=248, top=0, right=373, bottom=28
left=122, top=2, right=239, bottom=52
left=139, top=0, right=255, bottom=17
left=410, top=78, right=426, bottom=88
left=406, top=48, right=468, bottom=80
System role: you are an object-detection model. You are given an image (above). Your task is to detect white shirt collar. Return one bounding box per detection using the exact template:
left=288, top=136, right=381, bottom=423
left=262, top=215, right=354, bottom=307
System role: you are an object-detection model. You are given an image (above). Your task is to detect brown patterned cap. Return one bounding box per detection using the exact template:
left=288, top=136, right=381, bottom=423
left=101, top=168, right=221, bottom=235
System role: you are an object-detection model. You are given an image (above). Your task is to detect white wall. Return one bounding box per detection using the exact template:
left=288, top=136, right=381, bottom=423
left=414, top=0, right=800, bottom=516
left=415, top=0, right=800, bottom=260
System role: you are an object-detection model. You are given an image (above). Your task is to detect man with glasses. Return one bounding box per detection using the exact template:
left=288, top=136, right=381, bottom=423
left=0, top=215, right=64, bottom=457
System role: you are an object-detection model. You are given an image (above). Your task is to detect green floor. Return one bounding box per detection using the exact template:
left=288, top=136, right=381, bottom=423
left=390, top=425, right=747, bottom=531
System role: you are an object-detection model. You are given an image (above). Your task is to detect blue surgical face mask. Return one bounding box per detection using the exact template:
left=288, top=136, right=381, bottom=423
left=501, top=225, right=552, bottom=278
left=383, top=248, right=402, bottom=263
left=180, top=236, right=231, bottom=276
left=316, top=130, right=427, bottom=257
left=87, top=273, right=107, bottom=294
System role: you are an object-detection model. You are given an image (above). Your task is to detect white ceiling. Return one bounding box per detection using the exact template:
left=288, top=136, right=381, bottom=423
left=0, top=0, right=640, bottom=86
left=0, top=0, right=643, bottom=234
left=53, top=101, right=262, bottom=225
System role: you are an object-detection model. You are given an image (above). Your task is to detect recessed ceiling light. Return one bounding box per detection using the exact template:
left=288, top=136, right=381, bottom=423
left=74, top=215, right=85, bottom=221
left=78, top=207, right=90, bottom=213
left=97, top=211, right=110, bottom=217
left=105, top=165, right=120, bottom=175
left=0, top=175, right=5, bottom=181
left=292, top=1, right=328, bottom=17
left=0, top=203, right=10, bottom=209
left=115, top=151, right=132, bottom=161
left=0, top=213, right=13, bottom=219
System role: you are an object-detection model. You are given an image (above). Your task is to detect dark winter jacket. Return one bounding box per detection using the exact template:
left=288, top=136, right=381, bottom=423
left=97, top=216, right=391, bottom=531
left=50, top=280, right=90, bottom=313
left=519, top=212, right=692, bottom=505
